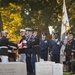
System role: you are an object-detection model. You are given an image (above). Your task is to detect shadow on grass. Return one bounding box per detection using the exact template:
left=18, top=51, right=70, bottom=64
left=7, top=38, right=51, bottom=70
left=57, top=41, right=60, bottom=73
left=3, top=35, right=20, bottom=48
left=64, top=72, right=75, bottom=75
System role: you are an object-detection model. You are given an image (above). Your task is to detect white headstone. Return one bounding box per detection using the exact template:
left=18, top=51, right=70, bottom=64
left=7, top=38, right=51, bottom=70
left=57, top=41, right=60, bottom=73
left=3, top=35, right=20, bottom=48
left=53, top=63, right=63, bottom=75
left=40, top=58, right=44, bottom=62
left=35, top=61, right=55, bottom=75
left=0, top=62, right=27, bottom=75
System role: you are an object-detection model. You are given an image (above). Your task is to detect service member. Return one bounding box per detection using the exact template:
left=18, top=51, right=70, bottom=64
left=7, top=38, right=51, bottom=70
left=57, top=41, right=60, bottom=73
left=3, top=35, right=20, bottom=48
left=49, top=33, right=62, bottom=63
left=18, top=29, right=26, bottom=62
left=25, top=28, right=33, bottom=75
left=31, top=30, right=40, bottom=74
left=0, top=32, right=1, bottom=62
left=65, top=33, right=75, bottom=73
left=40, top=32, right=49, bottom=61
left=0, top=30, right=17, bottom=62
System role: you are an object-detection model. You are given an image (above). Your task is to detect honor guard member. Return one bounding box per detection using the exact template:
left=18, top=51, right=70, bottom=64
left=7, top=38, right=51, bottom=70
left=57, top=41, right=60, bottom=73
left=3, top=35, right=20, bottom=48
left=8, top=46, right=17, bottom=62
left=0, top=32, right=1, bottom=62
left=65, top=33, right=75, bottom=73
left=25, top=28, right=33, bottom=75
left=49, top=33, right=62, bottom=63
left=0, top=32, right=1, bottom=39
left=31, top=30, right=40, bottom=74
left=18, top=29, right=27, bottom=62
left=25, top=28, right=30, bottom=37
left=40, top=32, right=49, bottom=61
left=0, top=30, right=17, bottom=62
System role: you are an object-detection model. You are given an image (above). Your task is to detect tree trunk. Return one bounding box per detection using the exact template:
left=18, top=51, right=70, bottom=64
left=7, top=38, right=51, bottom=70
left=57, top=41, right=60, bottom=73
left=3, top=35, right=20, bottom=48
left=0, top=12, right=3, bottom=32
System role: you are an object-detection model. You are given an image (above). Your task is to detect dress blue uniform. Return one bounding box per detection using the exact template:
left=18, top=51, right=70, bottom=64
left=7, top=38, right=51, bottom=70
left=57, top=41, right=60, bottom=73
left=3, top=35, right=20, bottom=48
left=50, top=39, right=62, bottom=63
left=0, top=36, right=17, bottom=62
left=18, top=35, right=27, bottom=62
left=18, top=36, right=26, bottom=54
left=65, top=38, right=75, bottom=72
left=40, top=38, right=49, bottom=61
left=18, top=29, right=27, bottom=62
left=31, top=35, right=40, bottom=73
left=25, top=35, right=33, bottom=74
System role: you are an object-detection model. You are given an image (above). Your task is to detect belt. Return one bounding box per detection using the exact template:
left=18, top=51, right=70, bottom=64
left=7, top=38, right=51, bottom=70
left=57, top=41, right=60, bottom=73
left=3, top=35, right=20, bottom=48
left=0, top=46, right=8, bottom=49
left=32, top=45, right=39, bottom=47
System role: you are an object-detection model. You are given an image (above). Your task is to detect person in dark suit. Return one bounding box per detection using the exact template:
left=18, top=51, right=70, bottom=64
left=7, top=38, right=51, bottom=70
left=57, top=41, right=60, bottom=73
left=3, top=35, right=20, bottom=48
left=49, top=33, right=62, bottom=63
left=0, top=30, right=17, bottom=62
left=40, top=32, right=49, bottom=61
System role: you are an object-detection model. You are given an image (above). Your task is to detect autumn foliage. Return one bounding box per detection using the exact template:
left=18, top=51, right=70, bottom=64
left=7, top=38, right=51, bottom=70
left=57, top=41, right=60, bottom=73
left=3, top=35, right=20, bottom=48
left=0, top=3, right=22, bottom=41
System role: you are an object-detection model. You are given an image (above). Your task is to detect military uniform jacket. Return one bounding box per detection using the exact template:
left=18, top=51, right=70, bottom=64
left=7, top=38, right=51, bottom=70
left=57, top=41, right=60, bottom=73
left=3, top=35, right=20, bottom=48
left=25, top=36, right=33, bottom=54
left=39, top=39, right=49, bottom=54
left=49, top=39, right=62, bottom=55
left=18, top=36, right=26, bottom=54
left=65, top=39, right=75, bottom=56
left=32, top=36, right=40, bottom=54
left=0, top=36, right=17, bottom=56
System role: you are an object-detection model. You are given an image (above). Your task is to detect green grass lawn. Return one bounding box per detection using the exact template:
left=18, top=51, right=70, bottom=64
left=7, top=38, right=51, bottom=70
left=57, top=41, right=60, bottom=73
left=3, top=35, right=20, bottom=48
left=64, top=72, right=75, bottom=75
left=64, top=73, right=70, bottom=75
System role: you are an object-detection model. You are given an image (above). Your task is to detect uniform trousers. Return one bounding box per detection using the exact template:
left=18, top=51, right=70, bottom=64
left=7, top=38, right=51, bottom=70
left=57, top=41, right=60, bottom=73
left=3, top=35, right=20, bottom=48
left=51, top=54, right=60, bottom=63
left=31, top=54, right=40, bottom=74
left=40, top=54, right=48, bottom=61
left=31, top=54, right=36, bottom=73
left=19, top=54, right=26, bottom=62
left=26, top=54, right=33, bottom=74
left=0, top=48, right=8, bottom=62
left=1, top=56, right=8, bottom=62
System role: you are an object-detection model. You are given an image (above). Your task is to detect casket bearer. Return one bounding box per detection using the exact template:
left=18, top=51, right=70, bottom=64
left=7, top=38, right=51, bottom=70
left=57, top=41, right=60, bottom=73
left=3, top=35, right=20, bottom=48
left=31, top=30, right=40, bottom=74
left=18, top=29, right=27, bottom=62
left=25, top=28, right=33, bottom=75
left=0, top=30, right=17, bottom=62
left=8, top=46, right=17, bottom=62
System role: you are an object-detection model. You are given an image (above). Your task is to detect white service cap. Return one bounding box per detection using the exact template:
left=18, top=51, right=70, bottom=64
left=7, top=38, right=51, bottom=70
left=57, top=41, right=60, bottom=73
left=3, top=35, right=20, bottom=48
left=25, top=28, right=32, bottom=31
left=1, top=30, right=8, bottom=34
left=20, top=29, right=25, bottom=32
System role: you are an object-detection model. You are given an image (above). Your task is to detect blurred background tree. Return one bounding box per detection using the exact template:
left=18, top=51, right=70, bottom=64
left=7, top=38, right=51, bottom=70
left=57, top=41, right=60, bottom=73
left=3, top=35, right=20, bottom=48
left=0, top=3, right=22, bottom=41
left=0, top=0, right=75, bottom=41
